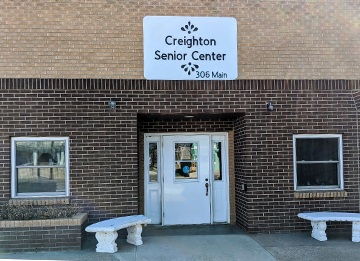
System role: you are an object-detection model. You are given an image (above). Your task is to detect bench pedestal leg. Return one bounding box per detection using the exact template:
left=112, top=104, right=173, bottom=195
left=311, top=221, right=327, bottom=241
left=95, top=231, right=118, bottom=253
left=352, top=221, right=360, bottom=242
left=126, top=224, right=143, bottom=246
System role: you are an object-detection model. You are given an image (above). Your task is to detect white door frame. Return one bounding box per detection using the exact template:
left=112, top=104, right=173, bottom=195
left=144, top=132, right=230, bottom=225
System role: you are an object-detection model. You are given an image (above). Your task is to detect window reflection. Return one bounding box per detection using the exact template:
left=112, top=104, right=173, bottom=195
left=17, top=168, right=65, bottom=193
left=213, top=142, right=222, bottom=180
left=175, top=143, right=198, bottom=179
left=175, top=143, right=198, bottom=160
left=16, top=141, right=66, bottom=166
left=14, top=139, right=67, bottom=194
left=149, top=143, right=158, bottom=182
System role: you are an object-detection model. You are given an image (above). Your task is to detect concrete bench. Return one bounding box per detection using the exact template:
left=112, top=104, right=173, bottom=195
left=298, top=212, right=360, bottom=242
left=85, top=215, right=151, bottom=253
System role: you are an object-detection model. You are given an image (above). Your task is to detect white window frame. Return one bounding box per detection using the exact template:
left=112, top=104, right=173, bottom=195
left=11, top=137, right=70, bottom=198
left=293, top=134, right=343, bottom=191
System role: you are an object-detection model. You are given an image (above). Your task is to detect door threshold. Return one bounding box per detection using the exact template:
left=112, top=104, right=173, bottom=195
left=142, top=224, right=243, bottom=237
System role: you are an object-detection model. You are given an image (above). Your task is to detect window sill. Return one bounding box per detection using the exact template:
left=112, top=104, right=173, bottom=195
left=294, top=190, right=347, bottom=199
left=9, top=197, right=70, bottom=206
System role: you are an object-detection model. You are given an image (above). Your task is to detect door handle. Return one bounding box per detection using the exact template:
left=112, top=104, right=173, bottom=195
left=205, top=183, right=209, bottom=196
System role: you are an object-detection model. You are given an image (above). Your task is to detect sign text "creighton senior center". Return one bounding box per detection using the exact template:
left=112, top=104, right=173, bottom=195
left=143, top=16, right=237, bottom=80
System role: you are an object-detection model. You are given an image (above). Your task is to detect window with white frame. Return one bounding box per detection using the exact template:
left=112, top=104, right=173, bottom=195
left=11, top=137, right=69, bottom=198
left=293, top=134, right=343, bottom=190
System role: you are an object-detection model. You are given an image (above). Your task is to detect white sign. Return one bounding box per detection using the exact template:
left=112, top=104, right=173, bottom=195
left=143, top=16, right=237, bottom=80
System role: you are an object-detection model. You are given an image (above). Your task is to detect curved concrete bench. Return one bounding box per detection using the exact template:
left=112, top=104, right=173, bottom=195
left=85, top=215, right=151, bottom=253
left=298, top=212, right=360, bottom=242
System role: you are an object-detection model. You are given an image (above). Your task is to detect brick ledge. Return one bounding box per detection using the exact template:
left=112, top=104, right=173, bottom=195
left=294, top=191, right=347, bottom=199
left=9, top=197, right=70, bottom=206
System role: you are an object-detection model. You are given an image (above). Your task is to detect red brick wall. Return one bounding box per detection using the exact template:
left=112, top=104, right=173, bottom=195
left=138, top=116, right=236, bottom=133
left=0, top=79, right=359, bottom=232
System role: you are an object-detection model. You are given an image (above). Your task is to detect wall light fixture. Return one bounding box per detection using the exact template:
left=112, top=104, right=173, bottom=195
left=266, top=102, right=274, bottom=111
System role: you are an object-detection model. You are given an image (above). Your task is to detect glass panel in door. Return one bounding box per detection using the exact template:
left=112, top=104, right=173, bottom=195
left=175, top=143, right=198, bottom=179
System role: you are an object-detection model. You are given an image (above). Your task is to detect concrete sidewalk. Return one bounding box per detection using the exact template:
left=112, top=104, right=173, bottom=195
left=1, top=225, right=360, bottom=261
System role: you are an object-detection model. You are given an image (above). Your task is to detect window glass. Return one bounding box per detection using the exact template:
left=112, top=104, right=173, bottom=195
left=213, top=142, right=222, bottom=180
left=12, top=138, right=69, bottom=197
left=294, top=135, right=342, bottom=190
left=17, top=168, right=65, bottom=193
left=16, top=141, right=66, bottom=166
left=297, top=163, right=338, bottom=186
left=175, top=143, right=198, bottom=160
left=175, top=143, right=198, bottom=179
left=175, top=162, right=198, bottom=179
left=148, top=142, right=158, bottom=182
left=296, top=138, right=338, bottom=161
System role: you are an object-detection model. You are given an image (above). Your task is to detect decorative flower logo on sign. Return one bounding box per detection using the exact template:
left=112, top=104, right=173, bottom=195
left=181, top=21, right=199, bottom=75
left=181, top=62, right=199, bottom=75
left=181, top=21, right=198, bottom=34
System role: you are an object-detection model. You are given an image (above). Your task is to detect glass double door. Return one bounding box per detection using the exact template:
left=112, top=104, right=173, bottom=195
left=145, top=133, right=229, bottom=225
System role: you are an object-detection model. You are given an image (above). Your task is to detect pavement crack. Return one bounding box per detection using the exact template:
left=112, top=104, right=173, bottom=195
left=135, top=246, right=138, bottom=261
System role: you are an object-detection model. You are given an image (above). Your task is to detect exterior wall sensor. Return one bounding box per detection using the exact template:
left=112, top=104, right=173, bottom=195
left=108, top=101, right=116, bottom=110
left=267, top=102, right=273, bottom=111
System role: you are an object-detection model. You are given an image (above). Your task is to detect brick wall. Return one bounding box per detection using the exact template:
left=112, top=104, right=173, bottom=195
left=0, top=1, right=360, bottom=79
left=0, top=213, right=87, bottom=252
left=234, top=115, right=248, bottom=230
left=0, top=79, right=360, bottom=233
left=137, top=115, right=236, bottom=133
